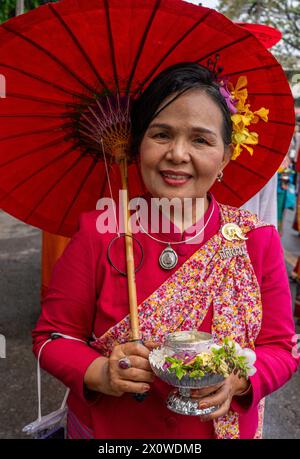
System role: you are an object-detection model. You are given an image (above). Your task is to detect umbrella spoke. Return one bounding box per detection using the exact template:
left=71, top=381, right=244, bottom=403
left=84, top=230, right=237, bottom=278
left=196, top=34, right=252, bottom=65
left=220, top=180, right=244, bottom=201
left=56, top=157, right=98, bottom=234
left=229, top=159, right=270, bottom=180
left=0, top=63, right=95, bottom=103
left=0, top=144, right=79, bottom=208
left=48, top=3, right=110, bottom=93
left=104, top=0, right=119, bottom=93
left=264, top=119, right=295, bottom=127
left=24, top=146, right=84, bottom=222
left=0, top=134, right=69, bottom=169
left=0, top=113, right=68, bottom=118
left=259, top=143, right=287, bottom=156
left=5, top=91, right=84, bottom=108
left=133, top=9, right=213, bottom=97
left=248, top=93, right=293, bottom=97
left=0, top=123, right=71, bottom=142
left=2, top=23, right=96, bottom=95
left=126, top=0, right=162, bottom=94
left=222, top=63, right=280, bottom=78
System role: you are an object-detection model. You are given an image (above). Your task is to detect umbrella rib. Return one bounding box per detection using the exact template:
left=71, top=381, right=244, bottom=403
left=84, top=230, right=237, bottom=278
left=195, top=33, right=253, bottom=64
left=132, top=9, right=213, bottom=97
left=0, top=135, right=68, bottom=169
left=248, top=92, right=293, bottom=97
left=56, top=157, right=98, bottom=234
left=104, top=0, right=119, bottom=93
left=0, top=144, right=78, bottom=207
left=24, top=146, right=84, bottom=222
left=0, top=113, right=68, bottom=118
left=1, top=23, right=96, bottom=95
left=222, top=63, right=280, bottom=78
left=126, top=0, right=162, bottom=94
left=48, top=4, right=110, bottom=92
left=266, top=119, right=295, bottom=127
left=229, top=159, right=269, bottom=180
left=220, top=180, right=244, bottom=202
left=259, top=143, right=287, bottom=155
left=0, top=123, right=71, bottom=142
left=5, top=91, right=84, bottom=108
left=0, top=64, right=95, bottom=103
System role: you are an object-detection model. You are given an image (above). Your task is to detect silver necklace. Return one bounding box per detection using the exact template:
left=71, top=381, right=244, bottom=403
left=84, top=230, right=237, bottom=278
left=135, top=198, right=215, bottom=270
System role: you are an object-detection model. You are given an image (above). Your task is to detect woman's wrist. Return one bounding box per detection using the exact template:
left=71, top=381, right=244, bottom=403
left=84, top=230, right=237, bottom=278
left=83, top=356, right=110, bottom=393
left=233, top=374, right=251, bottom=396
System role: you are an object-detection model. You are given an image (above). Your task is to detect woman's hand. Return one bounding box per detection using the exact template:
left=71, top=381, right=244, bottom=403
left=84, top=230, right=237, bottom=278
left=84, top=341, right=157, bottom=397
left=190, top=373, right=251, bottom=422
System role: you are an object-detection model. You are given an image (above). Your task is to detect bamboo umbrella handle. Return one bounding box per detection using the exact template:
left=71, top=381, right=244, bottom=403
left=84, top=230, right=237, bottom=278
left=119, top=156, right=140, bottom=341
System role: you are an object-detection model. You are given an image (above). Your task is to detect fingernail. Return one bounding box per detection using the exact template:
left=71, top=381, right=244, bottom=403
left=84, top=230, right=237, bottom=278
left=143, top=385, right=150, bottom=392
left=199, top=403, right=208, bottom=409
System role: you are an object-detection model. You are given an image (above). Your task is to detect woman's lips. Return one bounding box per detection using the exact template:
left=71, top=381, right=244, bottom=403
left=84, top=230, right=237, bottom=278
left=160, top=172, right=192, bottom=186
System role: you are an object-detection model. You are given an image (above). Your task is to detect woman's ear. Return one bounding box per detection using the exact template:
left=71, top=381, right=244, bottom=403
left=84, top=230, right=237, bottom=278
left=221, top=144, right=233, bottom=169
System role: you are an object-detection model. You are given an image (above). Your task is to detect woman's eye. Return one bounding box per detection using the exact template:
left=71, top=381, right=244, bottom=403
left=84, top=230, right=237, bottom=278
left=194, top=137, right=208, bottom=144
left=153, top=132, right=169, bottom=139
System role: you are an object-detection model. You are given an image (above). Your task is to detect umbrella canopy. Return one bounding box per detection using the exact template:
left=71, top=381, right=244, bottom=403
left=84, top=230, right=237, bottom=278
left=237, top=23, right=282, bottom=49
left=0, top=0, right=295, bottom=237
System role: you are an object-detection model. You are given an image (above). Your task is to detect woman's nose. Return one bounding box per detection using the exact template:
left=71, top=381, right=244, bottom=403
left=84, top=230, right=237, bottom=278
left=166, top=139, right=190, bottom=162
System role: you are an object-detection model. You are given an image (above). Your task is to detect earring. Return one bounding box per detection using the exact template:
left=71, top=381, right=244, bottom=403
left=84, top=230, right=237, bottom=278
left=217, top=171, right=223, bottom=182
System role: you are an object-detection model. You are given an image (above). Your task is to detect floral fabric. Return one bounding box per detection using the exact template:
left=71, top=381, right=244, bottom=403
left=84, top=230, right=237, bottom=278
left=90, top=203, right=270, bottom=439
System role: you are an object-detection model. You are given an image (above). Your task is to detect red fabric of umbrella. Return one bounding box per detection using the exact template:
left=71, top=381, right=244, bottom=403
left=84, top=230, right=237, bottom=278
left=237, top=23, right=282, bottom=49
left=0, top=0, right=295, bottom=237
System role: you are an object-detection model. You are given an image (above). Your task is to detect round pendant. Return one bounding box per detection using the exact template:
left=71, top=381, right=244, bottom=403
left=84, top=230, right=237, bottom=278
left=159, top=246, right=178, bottom=270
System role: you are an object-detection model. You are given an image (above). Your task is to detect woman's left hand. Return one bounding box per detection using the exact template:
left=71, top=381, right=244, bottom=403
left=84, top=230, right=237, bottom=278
left=190, top=372, right=251, bottom=422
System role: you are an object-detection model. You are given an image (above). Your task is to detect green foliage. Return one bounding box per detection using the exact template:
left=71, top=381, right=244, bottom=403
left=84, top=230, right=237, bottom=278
left=0, top=0, right=58, bottom=23
left=0, top=0, right=15, bottom=22
left=165, top=337, right=250, bottom=381
left=217, top=0, right=300, bottom=69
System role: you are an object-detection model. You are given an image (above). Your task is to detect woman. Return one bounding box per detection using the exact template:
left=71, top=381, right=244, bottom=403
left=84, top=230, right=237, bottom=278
left=32, top=63, right=299, bottom=439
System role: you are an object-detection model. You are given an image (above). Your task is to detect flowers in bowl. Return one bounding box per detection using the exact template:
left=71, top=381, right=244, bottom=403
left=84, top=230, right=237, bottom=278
left=149, top=337, right=256, bottom=382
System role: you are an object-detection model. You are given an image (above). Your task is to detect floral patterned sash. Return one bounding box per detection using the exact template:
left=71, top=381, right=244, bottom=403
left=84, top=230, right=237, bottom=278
left=90, top=203, right=272, bottom=439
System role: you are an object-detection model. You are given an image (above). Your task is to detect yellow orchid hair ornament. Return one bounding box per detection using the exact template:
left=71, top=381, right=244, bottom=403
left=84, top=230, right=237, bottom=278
left=219, top=76, right=269, bottom=161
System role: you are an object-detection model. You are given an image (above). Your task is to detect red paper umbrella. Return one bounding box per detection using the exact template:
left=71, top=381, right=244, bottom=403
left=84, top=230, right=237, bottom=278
left=237, top=23, right=282, bottom=49
left=0, top=0, right=295, bottom=237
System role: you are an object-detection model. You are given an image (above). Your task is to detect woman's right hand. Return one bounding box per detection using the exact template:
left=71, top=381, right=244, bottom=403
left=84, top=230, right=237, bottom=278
left=83, top=341, right=156, bottom=397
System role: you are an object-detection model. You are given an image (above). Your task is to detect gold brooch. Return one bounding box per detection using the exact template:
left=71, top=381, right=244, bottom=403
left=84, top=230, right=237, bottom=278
left=221, top=223, right=248, bottom=241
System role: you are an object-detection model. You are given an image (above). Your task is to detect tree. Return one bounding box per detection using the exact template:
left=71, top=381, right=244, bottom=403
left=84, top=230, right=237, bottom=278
left=0, top=0, right=57, bottom=23
left=217, top=0, right=300, bottom=69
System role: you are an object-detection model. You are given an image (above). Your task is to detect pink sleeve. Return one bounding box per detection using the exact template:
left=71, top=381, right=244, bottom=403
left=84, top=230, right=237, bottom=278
left=231, top=225, right=299, bottom=414
left=32, top=213, right=102, bottom=404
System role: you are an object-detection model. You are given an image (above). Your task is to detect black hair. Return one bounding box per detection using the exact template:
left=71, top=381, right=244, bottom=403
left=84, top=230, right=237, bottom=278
left=130, top=62, right=232, bottom=156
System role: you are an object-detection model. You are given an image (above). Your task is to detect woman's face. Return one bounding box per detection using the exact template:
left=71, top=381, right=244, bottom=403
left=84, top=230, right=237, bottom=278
left=139, top=89, right=232, bottom=201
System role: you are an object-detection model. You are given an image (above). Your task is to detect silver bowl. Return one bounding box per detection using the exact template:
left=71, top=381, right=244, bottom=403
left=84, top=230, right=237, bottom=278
left=149, top=331, right=225, bottom=416
left=151, top=365, right=224, bottom=388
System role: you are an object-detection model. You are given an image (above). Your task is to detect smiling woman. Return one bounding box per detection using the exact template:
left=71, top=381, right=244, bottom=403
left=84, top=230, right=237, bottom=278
left=32, top=61, right=299, bottom=440
left=131, top=63, right=233, bottom=226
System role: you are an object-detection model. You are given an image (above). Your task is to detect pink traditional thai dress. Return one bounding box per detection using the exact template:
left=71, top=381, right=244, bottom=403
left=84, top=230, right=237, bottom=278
left=32, top=192, right=299, bottom=439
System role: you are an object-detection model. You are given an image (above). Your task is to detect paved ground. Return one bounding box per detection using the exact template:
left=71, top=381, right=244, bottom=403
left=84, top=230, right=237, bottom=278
left=0, top=208, right=299, bottom=439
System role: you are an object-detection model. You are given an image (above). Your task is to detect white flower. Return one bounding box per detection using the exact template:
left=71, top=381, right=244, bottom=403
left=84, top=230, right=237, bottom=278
left=210, top=344, right=221, bottom=352
left=234, top=344, right=257, bottom=376
left=148, top=346, right=174, bottom=370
